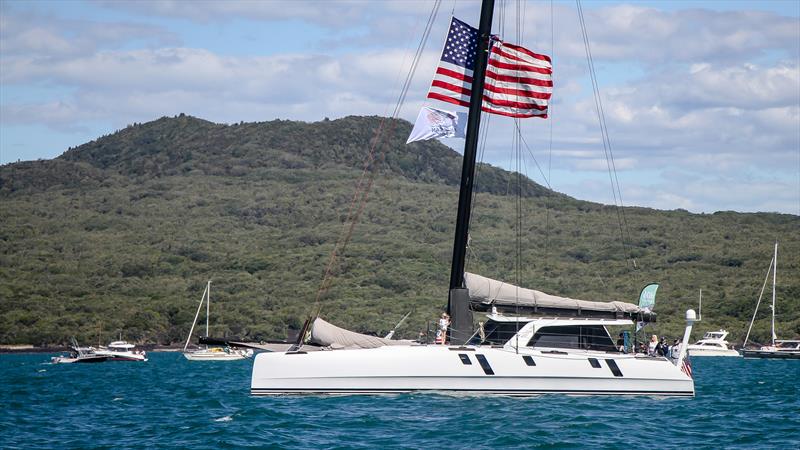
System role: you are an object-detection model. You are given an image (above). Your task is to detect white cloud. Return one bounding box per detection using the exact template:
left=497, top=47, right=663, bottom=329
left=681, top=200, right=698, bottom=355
left=1, top=1, right=798, bottom=214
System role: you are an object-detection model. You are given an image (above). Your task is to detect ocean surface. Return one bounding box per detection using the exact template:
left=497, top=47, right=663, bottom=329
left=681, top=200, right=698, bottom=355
left=1, top=353, right=798, bottom=449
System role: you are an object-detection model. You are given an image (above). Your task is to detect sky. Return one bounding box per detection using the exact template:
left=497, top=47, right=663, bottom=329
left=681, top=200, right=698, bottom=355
left=1, top=0, right=798, bottom=215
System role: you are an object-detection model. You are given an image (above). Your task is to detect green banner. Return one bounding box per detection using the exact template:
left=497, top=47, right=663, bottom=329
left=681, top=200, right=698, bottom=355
left=638, top=283, right=659, bottom=312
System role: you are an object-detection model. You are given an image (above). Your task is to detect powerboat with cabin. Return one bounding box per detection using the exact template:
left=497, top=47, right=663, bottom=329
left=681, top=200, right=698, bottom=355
left=51, top=339, right=109, bottom=364
left=94, top=341, right=148, bottom=362
left=685, top=330, right=740, bottom=357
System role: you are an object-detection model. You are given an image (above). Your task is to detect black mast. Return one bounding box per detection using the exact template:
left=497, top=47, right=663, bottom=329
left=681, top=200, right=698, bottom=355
left=447, top=0, right=495, bottom=342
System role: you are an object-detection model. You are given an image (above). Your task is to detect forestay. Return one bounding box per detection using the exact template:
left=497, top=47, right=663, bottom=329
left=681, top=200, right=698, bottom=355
left=465, top=272, right=649, bottom=319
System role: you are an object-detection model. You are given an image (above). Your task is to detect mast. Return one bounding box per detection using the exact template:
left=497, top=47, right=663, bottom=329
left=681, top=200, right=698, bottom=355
left=448, top=0, right=495, bottom=296
left=206, top=280, right=211, bottom=338
left=771, top=242, right=777, bottom=346
left=447, top=0, right=495, bottom=343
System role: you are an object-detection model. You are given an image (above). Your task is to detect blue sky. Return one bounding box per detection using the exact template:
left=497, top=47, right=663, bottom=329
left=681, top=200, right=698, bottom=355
left=1, top=0, right=798, bottom=214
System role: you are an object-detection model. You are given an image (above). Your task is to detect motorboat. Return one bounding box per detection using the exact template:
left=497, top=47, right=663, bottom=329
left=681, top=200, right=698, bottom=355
left=685, top=330, right=740, bottom=357
left=51, top=339, right=109, bottom=364
left=741, top=243, right=800, bottom=359
left=94, top=340, right=148, bottom=362
left=183, top=281, right=252, bottom=361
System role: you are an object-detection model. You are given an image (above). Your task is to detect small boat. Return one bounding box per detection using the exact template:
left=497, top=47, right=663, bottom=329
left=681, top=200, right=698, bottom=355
left=741, top=340, right=800, bottom=359
left=741, top=242, right=800, bottom=359
left=686, top=330, right=740, bottom=357
left=51, top=339, right=109, bottom=364
left=183, top=281, right=253, bottom=361
left=94, top=340, right=148, bottom=362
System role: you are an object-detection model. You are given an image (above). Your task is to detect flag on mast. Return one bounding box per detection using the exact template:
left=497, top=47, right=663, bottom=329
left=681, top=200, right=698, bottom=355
left=427, top=17, right=552, bottom=119
left=406, top=107, right=467, bottom=143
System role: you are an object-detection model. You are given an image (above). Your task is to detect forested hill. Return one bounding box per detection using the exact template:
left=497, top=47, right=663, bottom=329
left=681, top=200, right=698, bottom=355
left=1, top=115, right=798, bottom=346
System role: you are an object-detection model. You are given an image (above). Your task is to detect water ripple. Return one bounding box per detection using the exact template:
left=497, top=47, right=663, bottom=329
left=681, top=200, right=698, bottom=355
left=1, top=354, right=798, bottom=449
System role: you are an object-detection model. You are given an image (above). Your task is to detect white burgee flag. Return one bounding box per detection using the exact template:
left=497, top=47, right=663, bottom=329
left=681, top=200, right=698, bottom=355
left=406, top=107, right=467, bottom=144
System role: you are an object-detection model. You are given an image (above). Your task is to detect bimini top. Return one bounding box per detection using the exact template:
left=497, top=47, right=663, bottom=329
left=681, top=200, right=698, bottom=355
left=465, top=272, right=655, bottom=322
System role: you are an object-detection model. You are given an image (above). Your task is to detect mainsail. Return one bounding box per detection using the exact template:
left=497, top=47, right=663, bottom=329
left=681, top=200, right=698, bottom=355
left=309, top=318, right=414, bottom=349
left=465, top=272, right=651, bottom=320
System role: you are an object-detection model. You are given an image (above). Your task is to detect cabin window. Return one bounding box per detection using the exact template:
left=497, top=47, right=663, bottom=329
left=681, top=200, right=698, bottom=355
left=527, top=325, right=617, bottom=352
left=459, top=354, right=472, bottom=365
left=468, top=321, right=523, bottom=345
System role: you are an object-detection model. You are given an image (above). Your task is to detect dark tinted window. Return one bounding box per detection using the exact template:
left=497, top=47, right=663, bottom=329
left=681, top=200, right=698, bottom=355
left=528, top=325, right=617, bottom=351
left=468, top=321, right=523, bottom=345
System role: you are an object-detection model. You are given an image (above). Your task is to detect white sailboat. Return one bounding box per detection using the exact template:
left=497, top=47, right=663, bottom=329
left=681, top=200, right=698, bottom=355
left=252, top=0, right=696, bottom=396
left=183, top=281, right=253, bottom=361
left=741, top=243, right=800, bottom=359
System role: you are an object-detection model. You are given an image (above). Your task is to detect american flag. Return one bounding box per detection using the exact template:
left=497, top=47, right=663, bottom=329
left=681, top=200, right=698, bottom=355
left=681, top=357, right=693, bottom=379
left=427, top=17, right=553, bottom=119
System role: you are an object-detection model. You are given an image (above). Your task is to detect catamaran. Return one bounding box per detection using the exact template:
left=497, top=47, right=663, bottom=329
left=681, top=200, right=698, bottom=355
left=741, top=243, right=800, bottom=359
left=251, top=0, right=696, bottom=396
left=183, top=281, right=253, bottom=361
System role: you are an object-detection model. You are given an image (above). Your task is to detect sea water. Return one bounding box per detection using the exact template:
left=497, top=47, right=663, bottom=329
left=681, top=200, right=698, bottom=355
left=1, top=353, right=798, bottom=449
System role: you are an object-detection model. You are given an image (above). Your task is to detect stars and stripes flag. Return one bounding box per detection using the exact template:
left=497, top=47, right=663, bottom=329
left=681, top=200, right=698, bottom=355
left=427, top=17, right=553, bottom=119
left=681, top=357, right=693, bottom=379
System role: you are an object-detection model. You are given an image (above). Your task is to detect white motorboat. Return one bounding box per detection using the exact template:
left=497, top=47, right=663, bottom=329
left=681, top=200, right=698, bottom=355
left=252, top=0, right=696, bottom=397
left=686, top=330, right=740, bottom=357
left=94, top=340, right=148, bottom=362
left=741, top=243, right=800, bottom=359
left=51, top=338, right=110, bottom=364
left=183, top=281, right=252, bottom=361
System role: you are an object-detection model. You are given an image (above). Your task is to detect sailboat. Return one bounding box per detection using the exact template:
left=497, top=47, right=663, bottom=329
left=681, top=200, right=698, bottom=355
left=183, top=281, right=253, bottom=361
left=741, top=243, right=800, bottom=359
left=251, top=0, right=696, bottom=396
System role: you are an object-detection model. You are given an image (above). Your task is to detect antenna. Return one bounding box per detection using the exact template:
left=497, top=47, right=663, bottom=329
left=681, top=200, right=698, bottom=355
left=698, top=289, right=702, bottom=322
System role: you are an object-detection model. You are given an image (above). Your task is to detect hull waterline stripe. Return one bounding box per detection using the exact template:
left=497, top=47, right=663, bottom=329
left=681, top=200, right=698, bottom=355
left=250, top=387, right=694, bottom=397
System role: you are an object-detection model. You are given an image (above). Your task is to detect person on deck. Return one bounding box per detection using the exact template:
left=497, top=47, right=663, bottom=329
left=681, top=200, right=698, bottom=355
left=436, top=313, right=450, bottom=345
left=648, top=335, right=659, bottom=356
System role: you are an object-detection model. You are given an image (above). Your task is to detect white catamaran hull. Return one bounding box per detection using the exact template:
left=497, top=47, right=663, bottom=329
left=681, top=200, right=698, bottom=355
left=251, top=345, right=694, bottom=396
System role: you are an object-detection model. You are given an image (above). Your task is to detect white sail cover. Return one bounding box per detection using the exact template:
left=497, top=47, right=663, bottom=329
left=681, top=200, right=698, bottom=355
left=310, top=318, right=414, bottom=349
left=465, top=272, right=641, bottom=315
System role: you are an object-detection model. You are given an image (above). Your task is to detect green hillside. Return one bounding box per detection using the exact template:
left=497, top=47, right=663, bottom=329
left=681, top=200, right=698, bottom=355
left=1, top=115, right=798, bottom=346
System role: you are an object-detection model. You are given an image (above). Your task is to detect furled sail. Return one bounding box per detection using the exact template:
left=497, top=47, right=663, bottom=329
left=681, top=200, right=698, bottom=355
left=310, top=318, right=414, bottom=349
left=465, top=272, right=649, bottom=319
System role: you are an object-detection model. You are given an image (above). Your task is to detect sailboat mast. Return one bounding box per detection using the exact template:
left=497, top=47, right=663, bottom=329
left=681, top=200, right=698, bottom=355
left=771, top=242, right=777, bottom=346
left=448, top=0, right=495, bottom=298
left=206, top=280, right=211, bottom=338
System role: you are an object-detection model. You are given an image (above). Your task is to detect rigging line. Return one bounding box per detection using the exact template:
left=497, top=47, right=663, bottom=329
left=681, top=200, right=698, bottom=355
left=393, top=0, right=442, bottom=118
left=465, top=113, right=491, bottom=272
left=544, top=0, right=555, bottom=269
left=312, top=1, right=440, bottom=312
left=576, top=0, right=635, bottom=268
left=513, top=120, right=552, bottom=189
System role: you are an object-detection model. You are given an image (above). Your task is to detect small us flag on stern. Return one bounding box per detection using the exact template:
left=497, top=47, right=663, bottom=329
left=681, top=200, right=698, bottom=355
left=681, top=357, right=693, bottom=379
left=427, top=16, right=553, bottom=119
